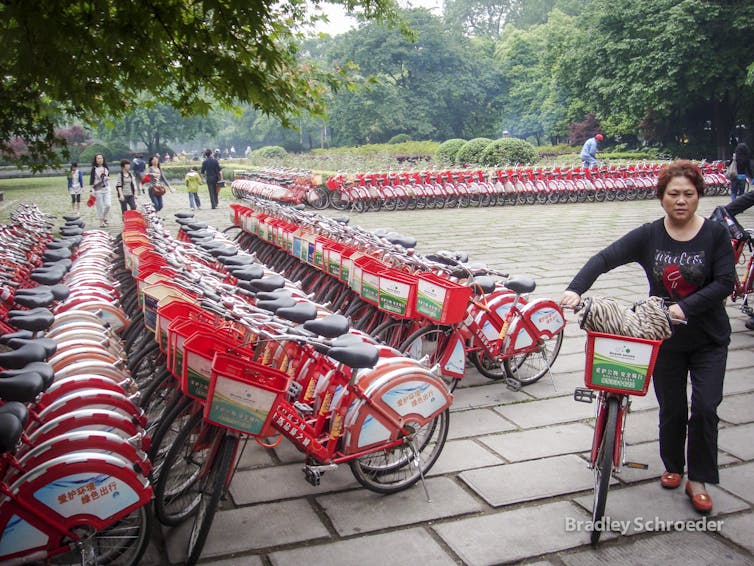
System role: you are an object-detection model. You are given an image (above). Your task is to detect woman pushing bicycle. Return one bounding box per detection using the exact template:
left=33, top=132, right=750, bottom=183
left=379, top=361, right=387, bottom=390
left=560, top=160, right=734, bottom=514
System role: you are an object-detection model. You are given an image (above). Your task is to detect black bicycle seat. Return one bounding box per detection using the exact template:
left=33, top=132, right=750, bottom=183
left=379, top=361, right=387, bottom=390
left=0, top=362, right=54, bottom=386
left=275, top=302, right=318, bottom=323
left=175, top=212, right=195, bottom=219
left=12, top=290, right=56, bottom=309
left=0, top=401, right=29, bottom=427
left=46, top=239, right=76, bottom=250
left=59, top=226, right=83, bottom=237
left=208, top=245, right=238, bottom=258
left=505, top=275, right=536, bottom=295
left=8, top=310, right=55, bottom=333
left=469, top=275, right=496, bottom=295
left=327, top=343, right=379, bottom=369
left=62, top=214, right=81, bottom=222
left=245, top=274, right=285, bottom=293
left=43, top=248, right=72, bottom=263
left=6, top=337, right=58, bottom=357
left=218, top=254, right=257, bottom=267
left=0, top=412, right=24, bottom=453
left=230, top=265, right=265, bottom=281
left=254, top=289, right=292, bottom=301
left=303, top=314, right=350, bottom=338
left=0, top=372, right=46, bottom=403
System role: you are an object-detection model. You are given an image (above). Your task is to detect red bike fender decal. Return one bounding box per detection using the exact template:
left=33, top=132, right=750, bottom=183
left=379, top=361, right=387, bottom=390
left=505, top=299, right=566, bottom=351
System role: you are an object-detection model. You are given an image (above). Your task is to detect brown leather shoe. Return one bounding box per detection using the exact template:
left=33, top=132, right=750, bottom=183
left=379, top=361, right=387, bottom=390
left=660, top=471, right=682, bottom=489
left=685, top=481, right=713, bottom=513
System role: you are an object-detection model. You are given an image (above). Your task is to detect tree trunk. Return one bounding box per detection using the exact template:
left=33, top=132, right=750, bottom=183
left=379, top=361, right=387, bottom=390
left=712, top=98, right=735, bottom=160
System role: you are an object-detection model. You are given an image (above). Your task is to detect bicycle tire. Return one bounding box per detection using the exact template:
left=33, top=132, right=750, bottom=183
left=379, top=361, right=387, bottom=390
left=307, top=185, right=330, bottom=209
left=138, top=367, right=174, bottom=425
left=147, top=394, right=195, bottom=484
left=185, top=432, right=237, bottom=566
left=399, top=325, right=460, bottom=391
left=349, top=408, right=448, bottom=494
left=591, top=396, right=619, bottom=546
left=469, top=349, right=507, bottom=381
left=502, top=329, right=563, bottom=385
left=371, top=318, right=411, bottom=349
left=54, top=502, right=153, bottom=565
left=153, top=411, right=213, bottom=526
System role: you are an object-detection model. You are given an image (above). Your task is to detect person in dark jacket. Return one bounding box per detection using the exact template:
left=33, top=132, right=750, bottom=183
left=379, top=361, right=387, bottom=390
left=729, top=142, right=753, bottom=201
left=200, top=148, right=223, bottom=209
left=561, top=160, right=734, bottom=515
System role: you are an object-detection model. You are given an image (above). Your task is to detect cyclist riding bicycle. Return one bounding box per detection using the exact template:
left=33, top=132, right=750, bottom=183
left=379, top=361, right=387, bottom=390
left=725, top=190, right=754, bottom=329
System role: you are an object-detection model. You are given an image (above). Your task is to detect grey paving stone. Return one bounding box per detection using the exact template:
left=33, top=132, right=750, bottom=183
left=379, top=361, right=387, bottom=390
left=236, top=441, right=276, bottom=469
left=447, top=407, right=517, bottom=440
left=623, top=409, right=659, bottom=445
left=230, top=461, right=358, bottom=505
left=493, top=395, right=594, bottom=429
left=560, top=530, right=752, bottom=565
left=602, top=440, right=739, bottom=485
left=459, top=454, right=606, bottom=507
left=316, top=476, right=483, bottom=536
left=625, top=387, right=659, bottom=411
left=450, top=381, right=531, bottom=410
left=572, top=481, right=748, bottom=537
left=211, top=555, right=265, bottom=566
left=269, top=528, right=456, bottom=566
left=429, top=439, right=504, bottom=476
left=479, top=422, right=594, bottom=462
left=723, top=367, right=754, bottom=395
left=718, top=392, right=754, bottom=425
left=163, top=499, right=330, bottom=562
left=727, top=348, right=753, bottom=371
left=717, top=512, right=754, bottom=554
left=718, top=422, right=754, bottom=460
left=719, top=461, right=754, bottom=504
left=521, top=370, right=583, bottom=400
left=433, top=500, right=592, bottom=565
left=550, top=351, right=587, bottom=375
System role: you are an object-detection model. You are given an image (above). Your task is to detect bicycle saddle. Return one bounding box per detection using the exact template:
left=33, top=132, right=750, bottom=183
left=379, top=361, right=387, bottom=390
left=0, top=342, right=50, bottom=368
left=327, top=343, right=379, bottom=369
left=8, top=309, right=55, bottom=333
left=185, top=222, right=209, bottom=231
left=0, top=362, right=54, bottom=386
left=46, top=238, right=76, bottom=250
left=229, top=265, right=265, bottom=281
left=303, top=314, right=350, bottom=338
left=208, top=245, right=238, bottom=258
left=15, top=284, right=69, bottom=301
left=64, top=219, right=86, bottom=228
left=331, top=216, right=350, bottom=225
left=0, top=412, right=24, bottom=453
left=469, top=275, right=496, bottom=295
left=275, top=302, right=318, bottom=324
left=30, top=267, right=67, bottom=285
left=0, top=401, right=29, bottom=427
left=175, top=212, right=194, bottom=219
left=61, top=235, right=83, bottom=246
left=43, top=247, right=72, bottom=262
left=330, top=333, right=365, bottom=347
left=6, top=337, right=58, bottom=357
left=255, top=296, right=297, bottom=313
left=59, top=226, right=83, bottom=237
left=0, top=330, right=34, bottom=343
left=218, top=254, right=257, bottom=267
left=245, top=274, right=285, bottom=293
left=186, top=230, right=213, bottom=240
left=385, top=232, right=417, bottom=249
left=254, top=289, right=292, bottom=301
left=504, top=275, right=536, bottom=295
left=41, top=259, right=73, bottom=271
left=62, top=214, right=81, bottom=222
left=0, top=371, right=46, bottom=403
left=12, top=289, right=56, bottom=309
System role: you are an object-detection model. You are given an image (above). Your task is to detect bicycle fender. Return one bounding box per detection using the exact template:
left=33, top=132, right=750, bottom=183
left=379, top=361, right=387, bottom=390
left=505, top=299, right=566, bottom=351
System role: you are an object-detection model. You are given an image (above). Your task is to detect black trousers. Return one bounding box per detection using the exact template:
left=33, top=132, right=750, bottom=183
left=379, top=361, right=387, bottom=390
left=652, top=340, right=727, bottom=484
left=207, top=179, right=219, bottom=208
left=119, top=195, right=137, bottom=214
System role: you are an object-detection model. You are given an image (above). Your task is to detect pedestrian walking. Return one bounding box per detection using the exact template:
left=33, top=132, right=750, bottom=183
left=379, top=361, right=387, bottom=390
left=115, top=159, right=138, bottom=216
left=561, top=160, right=734, bottom=514
left=727, top=142, right=753, bottom=202
left=67, top=162, right=84, bottom=214
left=580, top=133, right=603, bottom=168
left=88, top=153, right=112, bottom=227
left=131, top=153, right=146, bottom=195
left=144, top=154, right=173, bottom=212
left=200, top=148, right=223, bottom=209
left=185, top=166, right=202, bottom=210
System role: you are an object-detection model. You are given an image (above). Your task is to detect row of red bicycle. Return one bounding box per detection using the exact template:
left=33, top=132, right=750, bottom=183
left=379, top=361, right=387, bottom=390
left=231, top=161, right=730, bottom=211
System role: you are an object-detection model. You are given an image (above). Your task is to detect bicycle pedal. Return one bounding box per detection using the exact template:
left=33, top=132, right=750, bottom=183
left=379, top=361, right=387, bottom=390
left=303, top=466, right=322, bottom=486
left=505, top=377, right=522, bottom=392
left=573, top=387, right=595, bottom=403
left=288, top=381, right=303, bottom=398
left=623, top=461, right=649, bottom=470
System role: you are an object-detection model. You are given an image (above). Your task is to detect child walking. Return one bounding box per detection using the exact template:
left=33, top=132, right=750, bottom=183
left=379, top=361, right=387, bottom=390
left=185, top=166, right=202, bottom=210
left=67, top=162, right=84, bottom=213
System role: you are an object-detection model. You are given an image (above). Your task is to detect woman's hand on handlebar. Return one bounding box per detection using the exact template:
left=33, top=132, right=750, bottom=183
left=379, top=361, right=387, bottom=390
left=668, top=303, right=686, bottom=324
left=560, top=290, right=581, bottom=309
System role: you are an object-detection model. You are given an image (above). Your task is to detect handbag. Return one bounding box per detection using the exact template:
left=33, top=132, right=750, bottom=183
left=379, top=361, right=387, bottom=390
left=725, top=159, right=738, bottom=181
left=151, top=183, right=167, bottom=197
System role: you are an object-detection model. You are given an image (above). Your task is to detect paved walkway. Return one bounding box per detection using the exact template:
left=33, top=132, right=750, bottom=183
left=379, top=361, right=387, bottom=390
left=142, top=193, right=754, bottom=565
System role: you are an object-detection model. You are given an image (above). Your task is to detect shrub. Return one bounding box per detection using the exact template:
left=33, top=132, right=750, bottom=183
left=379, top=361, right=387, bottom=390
left=435, top=139, right=467, bottom=164
left=388, top=133, right=411, bottom=144
left=456, top=138, right=493, bottom=165
left=252, top=145, right=288, bottom=159
left=481, top=138, right=539, bottom=166
left=79, top=143, right=112, bottom=165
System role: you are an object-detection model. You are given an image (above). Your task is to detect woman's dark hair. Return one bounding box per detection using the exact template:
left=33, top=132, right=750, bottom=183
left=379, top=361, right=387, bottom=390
left=120, top=159, right=129, bottom=167
left=70, top=162, right=77, bottom=168
left=91, top=153, right=107, bottom=168
left=735, top=142, right=751, bottom=165
left=204, top=148, right=212, bottom=158
left=149, top=155, right=161, bottom=168
left=656, top=159, right=705, bottom=198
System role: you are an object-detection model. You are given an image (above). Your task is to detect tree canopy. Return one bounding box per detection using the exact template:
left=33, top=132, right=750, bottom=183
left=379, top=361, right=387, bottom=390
left=0, top=0, right=400, bottom=168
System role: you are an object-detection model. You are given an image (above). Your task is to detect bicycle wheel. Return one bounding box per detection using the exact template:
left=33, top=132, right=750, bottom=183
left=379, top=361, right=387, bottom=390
left=502, top=329, right=563, bottom=385
left=153, top=411, right=214, bottom=526
left=399, top=325, right=460, bottom=391
left=349, top=408, right=448, bottom=494
left=148, top=395, right=195, bottom=484
left=371, top=319, right=412, bottom=349
left=52, top=503, right=152, bottom=565
left=185, top=432, right=237, bottom=566
left=469, top=349, right=506, bottom=380
left=591, top=396, right=619, bottom=546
